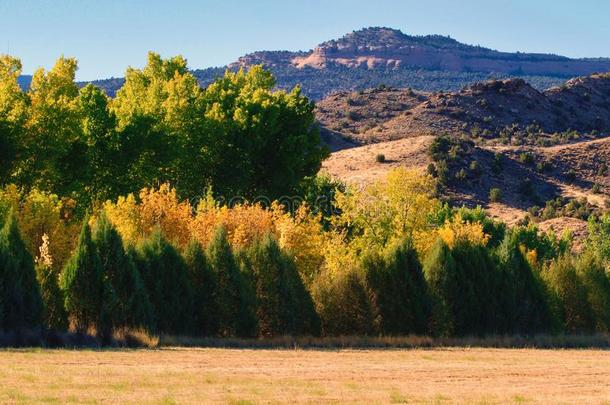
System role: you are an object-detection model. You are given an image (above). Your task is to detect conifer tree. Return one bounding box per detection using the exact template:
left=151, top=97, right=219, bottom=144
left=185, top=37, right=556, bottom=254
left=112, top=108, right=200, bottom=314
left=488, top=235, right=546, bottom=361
left=496, top=234, right=554, bottom=334
left=60, top=219, right=107, bottom=334
left=363, top=238, right=431, bottom=335
left=243, top=234, right=319, bottom=337
left=205, top=226, right=256, bottom=337
left=94, top=213, right=153, bottom=331
left=184, top=239, right=219, bottom=336
left=134, top=228, right=193, bottom=335
left=422, top=239, right=457, bottom=336
left=0, top=210, right=43, bottom=330
left=35, top=234, right=68, bottom=330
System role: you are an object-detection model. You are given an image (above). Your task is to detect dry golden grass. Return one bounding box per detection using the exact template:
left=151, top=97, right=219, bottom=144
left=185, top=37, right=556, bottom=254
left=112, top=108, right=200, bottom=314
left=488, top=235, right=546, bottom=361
left=1, top=347, right=609, bottom=404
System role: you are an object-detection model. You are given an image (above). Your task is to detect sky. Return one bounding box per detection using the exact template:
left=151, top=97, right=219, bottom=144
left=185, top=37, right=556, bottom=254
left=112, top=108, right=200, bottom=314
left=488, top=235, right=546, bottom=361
left=1, top=0, right=609, bottom=81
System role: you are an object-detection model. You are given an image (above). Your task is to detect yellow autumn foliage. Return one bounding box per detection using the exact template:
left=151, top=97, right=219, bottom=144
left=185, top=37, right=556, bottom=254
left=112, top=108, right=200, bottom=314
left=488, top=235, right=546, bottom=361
left=272, top=203, right=326, bottom=284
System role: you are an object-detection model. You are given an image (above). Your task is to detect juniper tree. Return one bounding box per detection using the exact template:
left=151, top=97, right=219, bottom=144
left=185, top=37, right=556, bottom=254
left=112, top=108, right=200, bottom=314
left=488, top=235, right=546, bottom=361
left=496, top=234, right=555, bottom=334
left=0, top=210, right=43, bottom=330
left=243, top=234, right=319, bottom=337
left=184, top=239, right=219, bottom=336
left=60, top=219, right=109, bottom=334
left=363, top=238, right=431, bottom=335
left=205, top=226, right=256, bottom=337
left=134, top=228, right=193, bottom=335
left=35, top=234, right=68, bottom=330
left=94, top=213, right=153, bottom=331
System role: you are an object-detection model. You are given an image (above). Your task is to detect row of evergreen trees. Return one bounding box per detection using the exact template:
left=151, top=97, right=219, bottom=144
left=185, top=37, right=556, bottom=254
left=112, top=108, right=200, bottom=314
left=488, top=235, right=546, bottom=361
left=1, top=211, right=610, bottom=339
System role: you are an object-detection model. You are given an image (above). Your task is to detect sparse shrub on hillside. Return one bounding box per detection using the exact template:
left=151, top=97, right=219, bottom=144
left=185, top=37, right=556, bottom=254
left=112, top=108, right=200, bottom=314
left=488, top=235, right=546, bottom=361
left=592, top=184, right=601, bottom=194
left=375, top=153, right=386, bottom=163
left=536, top=161, right=553, bottom=173
left=469, top=160, right=480, bottom=175
left=455, top=169, right=467, bottom=181
left=519, top=152, right=535, bottom=165
left=566, top=169, right=577, bottom=182
left=489, top=188, right=502, bottom=203
left=491, top=153, right=503, bottom=174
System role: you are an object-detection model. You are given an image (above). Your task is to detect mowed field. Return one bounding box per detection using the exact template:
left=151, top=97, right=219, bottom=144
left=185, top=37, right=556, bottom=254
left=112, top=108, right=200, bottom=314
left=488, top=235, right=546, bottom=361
left=1, top=348, right=609, bottom=404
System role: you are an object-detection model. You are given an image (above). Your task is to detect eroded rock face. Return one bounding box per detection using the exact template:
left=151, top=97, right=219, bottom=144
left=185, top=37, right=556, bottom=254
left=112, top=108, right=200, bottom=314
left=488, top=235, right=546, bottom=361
left=290, top=27, right=610, bottom=76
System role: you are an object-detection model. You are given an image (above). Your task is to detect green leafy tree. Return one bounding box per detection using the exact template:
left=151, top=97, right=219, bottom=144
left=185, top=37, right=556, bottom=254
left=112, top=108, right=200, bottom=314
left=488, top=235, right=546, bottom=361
left=21, top=57, right=82, bottom=196
left=543, top=256, right=595, bottom=333
left=0, top=211, right=43, bottom=330
left=203, top=66, right=328, bottom=199
left=311, top=266, right=373, bottom=336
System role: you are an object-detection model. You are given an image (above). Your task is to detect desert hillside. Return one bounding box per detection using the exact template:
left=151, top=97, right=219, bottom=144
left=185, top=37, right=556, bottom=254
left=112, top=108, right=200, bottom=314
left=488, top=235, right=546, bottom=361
left=320, top=72, right=610, bottom=243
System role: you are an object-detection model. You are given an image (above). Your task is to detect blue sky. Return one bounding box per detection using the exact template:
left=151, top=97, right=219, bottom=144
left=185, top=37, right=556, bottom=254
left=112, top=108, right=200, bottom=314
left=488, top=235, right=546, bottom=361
left=1, top=0, right=609, bottom=80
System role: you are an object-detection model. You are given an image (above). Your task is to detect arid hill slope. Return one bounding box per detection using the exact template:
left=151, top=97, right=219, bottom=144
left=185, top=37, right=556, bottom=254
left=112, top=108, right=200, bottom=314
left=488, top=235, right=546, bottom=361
left=320, top=73, right=610, bottom=242
left=317, top=73, right=610, bottom=146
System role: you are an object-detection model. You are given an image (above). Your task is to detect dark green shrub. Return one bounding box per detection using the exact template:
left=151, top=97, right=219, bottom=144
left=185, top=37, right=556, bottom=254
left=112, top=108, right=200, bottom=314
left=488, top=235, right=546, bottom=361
left=575, top=254, right=610, bottom=332
left=0, top=211, right=43, bottom=331
left=495, top=234, right=555, bottom=334
left=375, top=154, right=386, bottom=163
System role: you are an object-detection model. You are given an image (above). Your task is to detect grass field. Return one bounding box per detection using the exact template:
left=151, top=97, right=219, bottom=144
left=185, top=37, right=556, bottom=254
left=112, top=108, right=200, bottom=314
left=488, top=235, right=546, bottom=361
left=1, top=347, right=609, bottom=404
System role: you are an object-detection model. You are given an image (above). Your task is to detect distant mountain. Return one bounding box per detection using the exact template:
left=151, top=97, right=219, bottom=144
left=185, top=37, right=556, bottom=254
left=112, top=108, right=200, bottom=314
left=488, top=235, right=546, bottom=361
left=21, top=27, right=610, bottom=99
